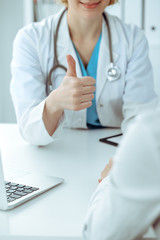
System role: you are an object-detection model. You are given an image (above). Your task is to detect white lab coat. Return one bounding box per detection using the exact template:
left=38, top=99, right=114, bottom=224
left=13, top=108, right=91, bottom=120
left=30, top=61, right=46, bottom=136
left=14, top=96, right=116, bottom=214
left=83, top=110, right=160, bottom=240
left=10, top=8, right=158, bottom=146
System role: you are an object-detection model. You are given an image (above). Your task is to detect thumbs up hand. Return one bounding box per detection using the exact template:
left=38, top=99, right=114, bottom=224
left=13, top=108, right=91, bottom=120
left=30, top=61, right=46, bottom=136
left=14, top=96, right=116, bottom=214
left=50, top=55, right=96, bottom=112
left=43, top=55, right=96, bottom=135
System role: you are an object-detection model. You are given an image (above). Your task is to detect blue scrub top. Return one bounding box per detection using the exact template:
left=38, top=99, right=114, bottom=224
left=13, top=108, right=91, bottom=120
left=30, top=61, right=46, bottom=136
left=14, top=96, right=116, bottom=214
left=73, top=33, right=102, bottom=127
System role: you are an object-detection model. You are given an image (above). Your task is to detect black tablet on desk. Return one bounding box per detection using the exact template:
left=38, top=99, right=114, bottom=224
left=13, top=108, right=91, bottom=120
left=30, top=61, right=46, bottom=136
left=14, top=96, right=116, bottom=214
left=99, top=133, right=123, bottom=147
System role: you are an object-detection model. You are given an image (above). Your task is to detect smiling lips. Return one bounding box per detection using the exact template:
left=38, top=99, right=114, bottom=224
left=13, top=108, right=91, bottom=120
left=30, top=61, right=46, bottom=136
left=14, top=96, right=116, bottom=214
left=80, top=1, right=101, bottom=9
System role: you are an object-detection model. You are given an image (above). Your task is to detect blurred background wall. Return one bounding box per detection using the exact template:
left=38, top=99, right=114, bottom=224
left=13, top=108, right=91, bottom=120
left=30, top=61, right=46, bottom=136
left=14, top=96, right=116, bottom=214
left=0, top=0, right=24, bottom=123
left=0, top=0, right=160, bottom=123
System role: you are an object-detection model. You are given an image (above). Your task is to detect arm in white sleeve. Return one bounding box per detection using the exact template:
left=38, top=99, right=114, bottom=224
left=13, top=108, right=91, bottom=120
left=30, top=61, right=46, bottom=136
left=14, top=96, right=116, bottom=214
left=83, top=113, right=160, bottom=240
left=10, top=25, right=64, bottom=146
left=121, top=25, right=158, bottom=132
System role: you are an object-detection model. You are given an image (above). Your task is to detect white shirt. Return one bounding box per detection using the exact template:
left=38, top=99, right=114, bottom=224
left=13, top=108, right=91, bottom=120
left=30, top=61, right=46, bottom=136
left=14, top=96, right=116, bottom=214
left=10, top=9, right=158, bottom=145
left=83, top=110, right=160, bottom=240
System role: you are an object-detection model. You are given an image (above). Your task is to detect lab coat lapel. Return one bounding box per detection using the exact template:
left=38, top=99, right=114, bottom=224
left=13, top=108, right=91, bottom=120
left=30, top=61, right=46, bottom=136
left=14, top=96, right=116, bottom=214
left=55, top=10, right=82, bottom=78
left=96, top=14, right=119, bottom=102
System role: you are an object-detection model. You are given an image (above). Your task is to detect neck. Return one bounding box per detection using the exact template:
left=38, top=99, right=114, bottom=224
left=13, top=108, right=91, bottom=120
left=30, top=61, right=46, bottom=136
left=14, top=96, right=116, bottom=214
left=67, top=11, right=103, bottom=41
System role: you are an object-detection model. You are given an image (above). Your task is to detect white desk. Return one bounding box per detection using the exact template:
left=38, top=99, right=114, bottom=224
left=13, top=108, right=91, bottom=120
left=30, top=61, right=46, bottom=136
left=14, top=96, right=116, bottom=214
left=0, top=124, right=156, bottom=240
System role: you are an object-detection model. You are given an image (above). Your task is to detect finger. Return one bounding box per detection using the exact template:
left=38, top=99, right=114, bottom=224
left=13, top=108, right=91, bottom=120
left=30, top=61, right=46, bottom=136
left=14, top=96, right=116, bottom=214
left=82, top=85, right=96, bottom=94
left=81, top=76, right=96, bottom=86
left=98, top=179, right=102, bottom=183
left=73, top=101, right=92, bottom=111
left=109, top=158, right=113, bottom=164
left=80, top=93, right=94, bottom=103
left=108, top=158, right=113, bottom=169
left=66, top=55, right=77, bottom=77
left=101, top=169, right=105, bottom=179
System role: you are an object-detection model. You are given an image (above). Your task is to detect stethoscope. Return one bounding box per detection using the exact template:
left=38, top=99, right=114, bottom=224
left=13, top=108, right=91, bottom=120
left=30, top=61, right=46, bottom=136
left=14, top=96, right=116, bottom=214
left=46, top=8, right=121, bottom=95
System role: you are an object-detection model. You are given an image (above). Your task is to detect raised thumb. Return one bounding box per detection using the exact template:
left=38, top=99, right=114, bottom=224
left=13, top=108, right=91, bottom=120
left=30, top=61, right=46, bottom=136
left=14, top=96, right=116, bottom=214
left=66, top=55, right=77, bottom=77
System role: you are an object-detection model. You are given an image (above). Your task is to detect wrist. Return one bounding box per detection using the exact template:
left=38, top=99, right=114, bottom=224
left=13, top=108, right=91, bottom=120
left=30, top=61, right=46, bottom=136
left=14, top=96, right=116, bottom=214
left=46, top=89, right=64, bottom=115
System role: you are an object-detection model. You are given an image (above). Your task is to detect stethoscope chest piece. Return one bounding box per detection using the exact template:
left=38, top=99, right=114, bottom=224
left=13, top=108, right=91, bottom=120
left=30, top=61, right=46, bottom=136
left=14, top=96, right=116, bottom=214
left=107, top=63, right=121, bottom=82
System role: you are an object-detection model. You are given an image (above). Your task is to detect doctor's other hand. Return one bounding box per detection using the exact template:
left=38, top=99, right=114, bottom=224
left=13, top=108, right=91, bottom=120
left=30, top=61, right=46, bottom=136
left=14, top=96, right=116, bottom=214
left=98, top=158, right=113, bottom=183
left=49, top=55, right=96, bottom=112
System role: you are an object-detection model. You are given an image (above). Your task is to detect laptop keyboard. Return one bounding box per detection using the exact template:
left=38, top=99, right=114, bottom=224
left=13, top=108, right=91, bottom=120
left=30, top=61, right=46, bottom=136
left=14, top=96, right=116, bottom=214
left=5, top=181, right=39, bottom=203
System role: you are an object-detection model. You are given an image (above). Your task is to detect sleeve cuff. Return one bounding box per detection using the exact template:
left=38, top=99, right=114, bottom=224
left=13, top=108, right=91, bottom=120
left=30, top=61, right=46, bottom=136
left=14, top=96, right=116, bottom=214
left=19, top=99, right=65, bottom=146
left=89, top=176, right=110, bottom=205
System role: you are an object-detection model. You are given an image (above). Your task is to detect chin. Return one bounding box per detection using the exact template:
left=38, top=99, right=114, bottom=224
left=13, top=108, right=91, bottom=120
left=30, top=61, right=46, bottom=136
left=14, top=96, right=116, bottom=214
left=77, top=1, right=107, bottom=19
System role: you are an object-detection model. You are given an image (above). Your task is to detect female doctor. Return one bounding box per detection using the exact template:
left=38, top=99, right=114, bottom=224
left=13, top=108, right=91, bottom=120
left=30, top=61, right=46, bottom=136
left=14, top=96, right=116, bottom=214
left=10, top=0, right=157, bottom=146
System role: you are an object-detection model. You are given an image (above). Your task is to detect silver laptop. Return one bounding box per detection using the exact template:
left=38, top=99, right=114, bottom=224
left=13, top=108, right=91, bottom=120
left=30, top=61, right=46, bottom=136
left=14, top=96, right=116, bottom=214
left=0, top=148, right=64, bottom=210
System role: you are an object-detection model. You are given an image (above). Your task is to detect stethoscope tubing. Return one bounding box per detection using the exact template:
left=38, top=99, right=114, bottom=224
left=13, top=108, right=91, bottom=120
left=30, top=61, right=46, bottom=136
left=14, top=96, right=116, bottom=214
left=46, top=8, right=120, bottom=95
left=46, top=9, right=67, bottom=95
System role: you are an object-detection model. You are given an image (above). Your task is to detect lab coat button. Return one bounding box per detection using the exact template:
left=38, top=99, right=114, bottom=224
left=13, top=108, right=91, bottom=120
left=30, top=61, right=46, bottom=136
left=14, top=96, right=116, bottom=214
left=99, top=104, right=104, bottom=107
left=84, top=224, right=87, bottom=231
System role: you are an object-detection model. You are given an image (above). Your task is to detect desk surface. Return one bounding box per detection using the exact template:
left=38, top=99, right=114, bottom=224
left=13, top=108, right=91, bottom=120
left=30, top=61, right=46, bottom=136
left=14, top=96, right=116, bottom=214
left=0, top=124, right=156, bottom=240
